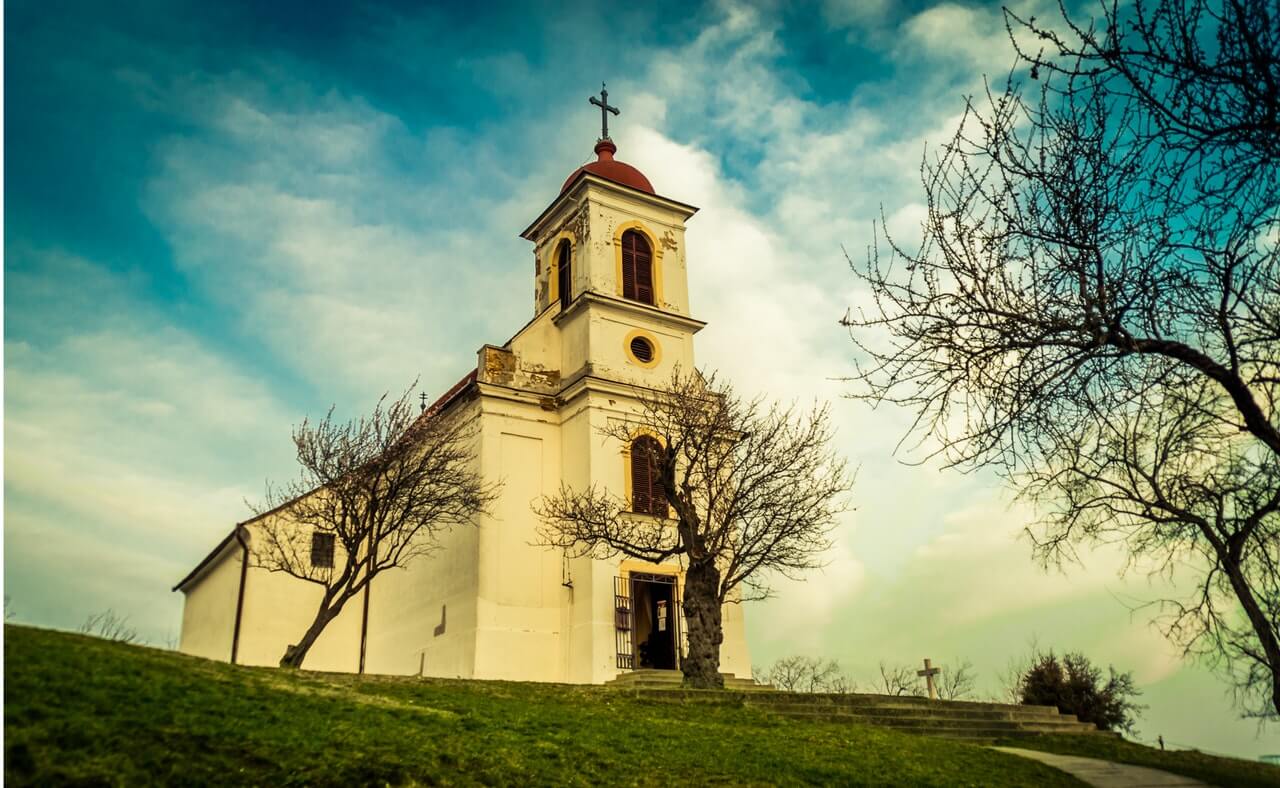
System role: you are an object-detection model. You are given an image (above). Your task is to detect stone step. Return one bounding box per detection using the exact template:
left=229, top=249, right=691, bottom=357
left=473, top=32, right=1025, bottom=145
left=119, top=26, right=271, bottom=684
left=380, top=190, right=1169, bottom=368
left=794, top=719, right=1085, bottom=739
left=743, top=702, right=1072, bottom=722
left=609, top=684, right=1101, bottom=740
left=773, top=711, right=1094, bottom=732
left=612, top=682, right=776, bottom=693
left=613, top=677, right=766, bottom=686
left=605, top=670, right=773, bottom=691
left=608, top=674, right=756, bottom=683
left=637, top=690, right=1059, bottom=711
left=625, top=688, right=1063, bottom=715
left=634, top=701, right=1064, bottom=721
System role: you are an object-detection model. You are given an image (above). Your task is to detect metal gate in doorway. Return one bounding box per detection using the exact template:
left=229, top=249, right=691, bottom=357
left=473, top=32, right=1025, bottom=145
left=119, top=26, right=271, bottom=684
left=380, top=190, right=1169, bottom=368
left=614, top=572, right=684, bottom=670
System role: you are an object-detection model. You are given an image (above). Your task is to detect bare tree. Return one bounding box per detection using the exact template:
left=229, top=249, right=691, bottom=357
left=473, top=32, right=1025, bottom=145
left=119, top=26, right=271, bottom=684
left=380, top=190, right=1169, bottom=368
left=253, top=385, right=497, bottom=669
left=824, top=670, right=856, bottom=695
left=844, top=0, right=1279, bottom=718
left=537, top=368, right=851, bottom=688
left=937, top=658, right=978, bottom=701
left=999, top=636, right=1046, bottom=704
left=79, top=610, right=138, bottom=644
left=876, top=661, right=923, bottom=697
left=760, top=656, right=856, bottom=693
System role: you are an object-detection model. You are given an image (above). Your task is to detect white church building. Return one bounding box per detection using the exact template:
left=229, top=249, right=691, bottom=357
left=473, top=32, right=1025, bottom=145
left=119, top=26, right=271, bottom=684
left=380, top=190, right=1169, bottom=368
left=174, top=96, right=753, bottom=683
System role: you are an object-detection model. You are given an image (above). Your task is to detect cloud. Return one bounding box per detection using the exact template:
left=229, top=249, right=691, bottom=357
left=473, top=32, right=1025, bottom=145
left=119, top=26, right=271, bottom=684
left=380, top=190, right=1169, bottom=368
left=5, top=0, right=1265, bottom=756
left=4, top=249, right=298, bottom=640
left=624, top=14, right=1244, bottom=744
left=144, top=84, right=528, bottom=402
left=900, top=3, right=1011, bottom=68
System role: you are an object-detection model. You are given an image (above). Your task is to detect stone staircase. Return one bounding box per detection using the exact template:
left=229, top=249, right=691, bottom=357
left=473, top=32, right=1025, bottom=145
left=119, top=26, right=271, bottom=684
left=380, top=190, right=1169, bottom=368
left=605, top=669, right=775, bottom=692
left=606, top=672, right=1100, bottom=742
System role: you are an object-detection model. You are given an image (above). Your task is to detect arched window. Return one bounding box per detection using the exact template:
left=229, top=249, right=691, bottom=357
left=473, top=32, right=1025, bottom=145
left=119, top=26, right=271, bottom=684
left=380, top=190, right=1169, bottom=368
left=620, top=230, right=654, bottom=305
left=630, top=436, right=668, bottom=517
left=556, top=240, right=572, bottom=312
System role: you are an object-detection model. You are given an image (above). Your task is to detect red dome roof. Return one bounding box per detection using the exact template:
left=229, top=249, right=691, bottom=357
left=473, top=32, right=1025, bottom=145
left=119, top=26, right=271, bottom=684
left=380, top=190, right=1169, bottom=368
left=561, top=139, right=654, bottom=195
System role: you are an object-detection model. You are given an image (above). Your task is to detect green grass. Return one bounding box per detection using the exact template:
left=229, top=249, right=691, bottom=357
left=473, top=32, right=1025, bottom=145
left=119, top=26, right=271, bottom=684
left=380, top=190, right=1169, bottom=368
left=4, top=625, right=1086, bottom=787
left=996, top=732, right=1280, bottom=788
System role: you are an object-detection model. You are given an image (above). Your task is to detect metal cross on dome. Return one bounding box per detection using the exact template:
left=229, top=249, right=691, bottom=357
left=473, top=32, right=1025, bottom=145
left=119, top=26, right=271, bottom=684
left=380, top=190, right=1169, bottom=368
left=589, top=83, right=620, bottom=140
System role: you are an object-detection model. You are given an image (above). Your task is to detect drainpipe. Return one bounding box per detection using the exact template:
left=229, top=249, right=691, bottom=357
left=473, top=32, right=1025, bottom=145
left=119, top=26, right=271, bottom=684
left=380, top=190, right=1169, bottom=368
left=359, top=576, right=370, bottom=674
left=231, top=525, right=249, bottom=665
left=359, top=530, right=373, bottom=674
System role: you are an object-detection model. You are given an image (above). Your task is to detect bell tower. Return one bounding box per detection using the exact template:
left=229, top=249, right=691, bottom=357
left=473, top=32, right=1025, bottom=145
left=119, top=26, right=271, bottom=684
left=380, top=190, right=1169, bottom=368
left=519, top=85, right=703, bottom=386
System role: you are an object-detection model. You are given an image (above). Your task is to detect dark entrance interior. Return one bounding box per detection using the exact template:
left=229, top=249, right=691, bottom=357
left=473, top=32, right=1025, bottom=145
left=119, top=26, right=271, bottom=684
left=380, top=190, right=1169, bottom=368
left=632, top=576, right=677, bottom=670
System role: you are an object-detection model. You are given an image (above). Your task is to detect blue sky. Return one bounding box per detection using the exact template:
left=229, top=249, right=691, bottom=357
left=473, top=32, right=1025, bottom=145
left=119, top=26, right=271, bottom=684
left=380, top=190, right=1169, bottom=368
left=5, top=0, right=1277, bottom=759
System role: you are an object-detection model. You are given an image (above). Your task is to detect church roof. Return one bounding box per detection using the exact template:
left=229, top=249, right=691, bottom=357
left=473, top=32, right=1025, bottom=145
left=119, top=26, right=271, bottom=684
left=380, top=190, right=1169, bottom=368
left=560, top=139, right=653, bottom=195
left=418, top=370, right=477, bottom=421
left=172, top=370, right=479, bottom=593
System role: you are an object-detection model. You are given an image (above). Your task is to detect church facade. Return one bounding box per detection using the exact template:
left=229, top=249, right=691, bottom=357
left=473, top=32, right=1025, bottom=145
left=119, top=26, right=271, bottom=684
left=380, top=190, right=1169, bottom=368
left=174, top=113, right=753, bottom=683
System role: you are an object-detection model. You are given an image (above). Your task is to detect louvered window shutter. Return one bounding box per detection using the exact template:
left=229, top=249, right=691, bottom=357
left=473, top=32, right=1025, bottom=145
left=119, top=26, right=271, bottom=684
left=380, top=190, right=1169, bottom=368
left=650, top=457, right=670, bottom=519
left=650, top=451, right=668, bottom=518
left=621, top=231, right=638, bottom=300
left=631, top=437, right=667, bottom=516
left=557, top=242, right=571, bottom=311
left=631, top=439, right=651, bottom=513
left=634, top=239, right=654, bottom=305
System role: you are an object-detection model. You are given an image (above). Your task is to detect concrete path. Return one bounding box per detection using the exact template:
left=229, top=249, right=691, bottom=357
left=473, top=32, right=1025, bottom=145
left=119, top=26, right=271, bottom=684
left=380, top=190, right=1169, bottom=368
left=991, top=747, right=1211, bottom=787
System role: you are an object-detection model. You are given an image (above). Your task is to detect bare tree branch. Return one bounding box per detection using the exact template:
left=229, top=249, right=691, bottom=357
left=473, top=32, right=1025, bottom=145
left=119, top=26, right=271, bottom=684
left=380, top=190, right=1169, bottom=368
left=537, top=367, right=852, bottom=688
left=844, top=0, right=1279, bottom=718
left=937, top=658, right=978, bottom=701
left=759, top=655, right=856, bottom=693
left=876, top=661, right=923, bottom=697
left=251, top=382, right=498, bottom=668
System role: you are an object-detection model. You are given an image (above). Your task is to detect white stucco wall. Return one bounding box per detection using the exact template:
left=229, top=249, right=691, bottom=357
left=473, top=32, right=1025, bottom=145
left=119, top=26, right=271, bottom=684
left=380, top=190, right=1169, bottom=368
left=177, top=539, right=241, bottom=661
left=363, top=403, right=484, bottom=678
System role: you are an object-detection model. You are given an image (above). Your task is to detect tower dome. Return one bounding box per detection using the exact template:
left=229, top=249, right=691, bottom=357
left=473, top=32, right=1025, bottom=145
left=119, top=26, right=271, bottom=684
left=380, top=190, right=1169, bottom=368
left=561, top=139, right=654, bottom=195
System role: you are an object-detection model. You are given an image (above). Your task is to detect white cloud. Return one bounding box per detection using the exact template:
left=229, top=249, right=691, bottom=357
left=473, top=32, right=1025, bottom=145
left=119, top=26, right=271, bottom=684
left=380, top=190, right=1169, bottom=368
left=7, top=0, right=1264, bottom=755
left=617, top=8, right=1256, bottom=748
left=900, top=3, right=1010, bottom=68
left=145, top=89, right=532, bottom=403
left=4, top=250, right=299, bottom=640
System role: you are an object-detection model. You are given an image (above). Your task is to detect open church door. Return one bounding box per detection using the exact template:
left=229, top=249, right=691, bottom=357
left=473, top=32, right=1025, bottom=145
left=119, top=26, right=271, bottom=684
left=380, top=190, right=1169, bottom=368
left=614, top=576, right=634, bottom=669
left=675, top=577, right=688, bottom=670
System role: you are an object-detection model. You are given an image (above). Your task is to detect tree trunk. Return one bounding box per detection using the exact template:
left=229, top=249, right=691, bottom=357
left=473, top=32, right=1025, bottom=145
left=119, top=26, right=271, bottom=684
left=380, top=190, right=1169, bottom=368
left=681, top=559, right=724, bottom=689
left=1219, top=551, right=1280, bottom=716
left=279, top=601, right=342, bottom=669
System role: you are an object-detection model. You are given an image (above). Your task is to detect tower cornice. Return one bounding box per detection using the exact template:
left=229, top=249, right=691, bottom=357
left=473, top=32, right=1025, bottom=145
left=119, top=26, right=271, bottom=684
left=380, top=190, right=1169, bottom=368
left=520, top=173, right=698, bottom=241
left=552, top=290, right=706, bottom=334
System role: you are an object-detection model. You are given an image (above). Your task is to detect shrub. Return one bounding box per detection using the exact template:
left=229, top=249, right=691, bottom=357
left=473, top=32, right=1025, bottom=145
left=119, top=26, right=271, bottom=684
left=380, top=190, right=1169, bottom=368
left=1019, top=652, right=1142, bottom=732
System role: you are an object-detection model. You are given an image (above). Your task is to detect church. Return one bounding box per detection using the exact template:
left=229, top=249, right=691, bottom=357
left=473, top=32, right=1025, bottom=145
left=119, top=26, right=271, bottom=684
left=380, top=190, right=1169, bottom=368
left=173, top=90, right=753, bottom=683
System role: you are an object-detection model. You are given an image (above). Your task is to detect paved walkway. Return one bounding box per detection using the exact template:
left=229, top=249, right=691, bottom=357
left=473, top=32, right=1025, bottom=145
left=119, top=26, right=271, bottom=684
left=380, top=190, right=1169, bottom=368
left=991, top=747, right=1211, bottom=787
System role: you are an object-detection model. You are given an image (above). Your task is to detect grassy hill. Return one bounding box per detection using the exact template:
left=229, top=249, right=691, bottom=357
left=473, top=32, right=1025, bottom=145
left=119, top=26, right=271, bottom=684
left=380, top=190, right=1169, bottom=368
left=3, top=625, right=1273, bottom=786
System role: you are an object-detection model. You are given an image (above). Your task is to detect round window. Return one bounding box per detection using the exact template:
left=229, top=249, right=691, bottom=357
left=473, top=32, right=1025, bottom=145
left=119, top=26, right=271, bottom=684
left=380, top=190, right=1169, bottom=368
left=629, top=336, right=655, bottom=364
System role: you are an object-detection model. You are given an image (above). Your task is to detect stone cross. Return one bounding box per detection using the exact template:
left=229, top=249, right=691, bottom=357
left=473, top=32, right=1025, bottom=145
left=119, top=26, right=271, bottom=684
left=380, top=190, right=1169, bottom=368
left=917, top=658, right=941, bottom=700
left=589, top=83, right=620, bottom=139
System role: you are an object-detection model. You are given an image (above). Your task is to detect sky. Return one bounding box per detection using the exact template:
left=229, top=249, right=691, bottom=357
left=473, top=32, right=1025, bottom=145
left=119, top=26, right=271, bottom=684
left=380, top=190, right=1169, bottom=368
left=5, top=0, right=1277, bottom=760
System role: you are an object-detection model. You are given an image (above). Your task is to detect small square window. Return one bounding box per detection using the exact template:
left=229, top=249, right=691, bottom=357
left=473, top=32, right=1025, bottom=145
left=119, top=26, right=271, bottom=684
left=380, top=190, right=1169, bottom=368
left=311, top=532, right=335, bottom=569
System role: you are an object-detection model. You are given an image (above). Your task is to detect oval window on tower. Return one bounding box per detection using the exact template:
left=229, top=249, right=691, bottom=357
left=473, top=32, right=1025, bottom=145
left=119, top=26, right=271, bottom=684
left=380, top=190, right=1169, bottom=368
left=630, top=336, right=653, bottom=363
left=624, top=331, right=660, bottom=368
